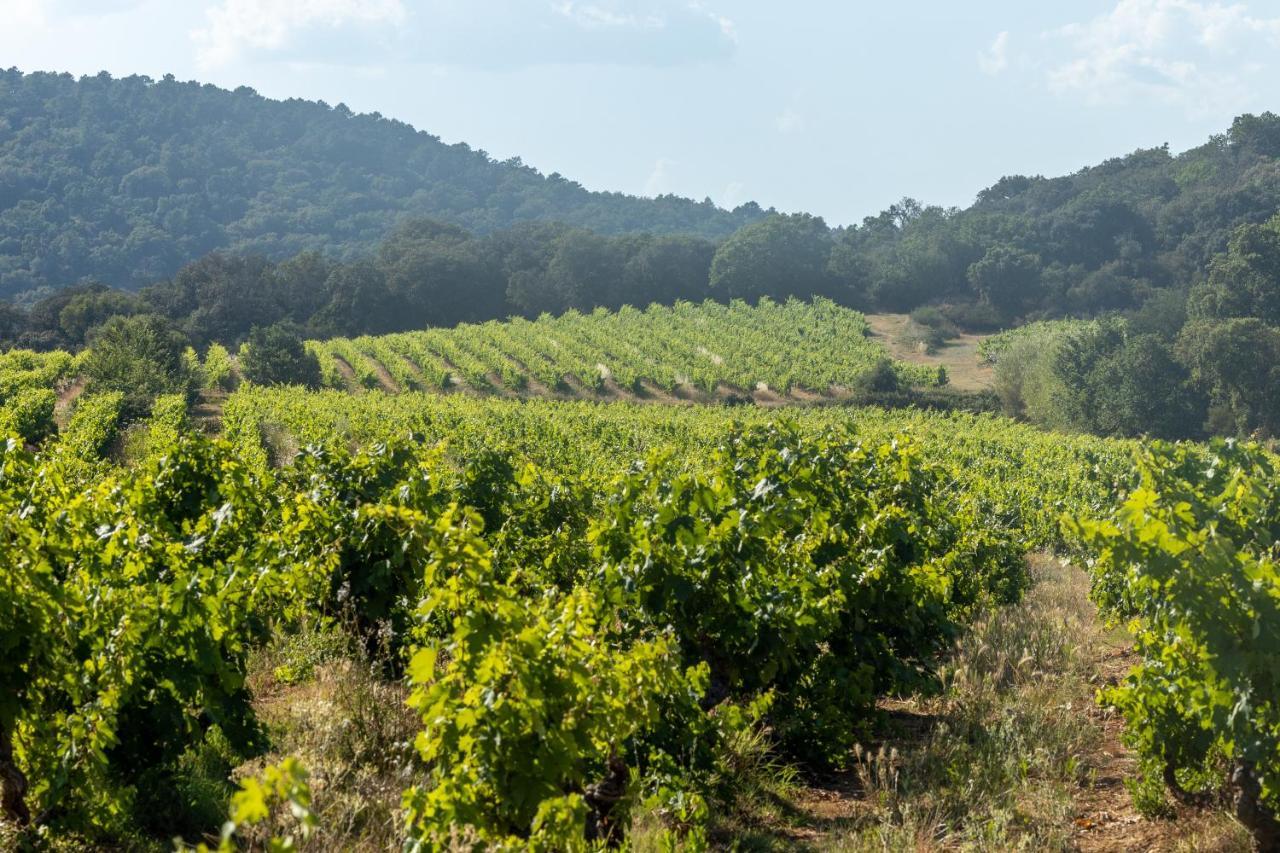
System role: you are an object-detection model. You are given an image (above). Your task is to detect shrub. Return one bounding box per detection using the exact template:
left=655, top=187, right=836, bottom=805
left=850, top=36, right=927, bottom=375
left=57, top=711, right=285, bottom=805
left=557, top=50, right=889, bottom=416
left=852, top=357, right=901, bottom=394
left=909, top=305, right=959, bottom=339
left=941, top=301, right=1006, bottom=332
left=83, top=314, right=194, bottom=417
left=202, top=343, right=236, bottom=392
left=240, top=324, right=321, bottom=388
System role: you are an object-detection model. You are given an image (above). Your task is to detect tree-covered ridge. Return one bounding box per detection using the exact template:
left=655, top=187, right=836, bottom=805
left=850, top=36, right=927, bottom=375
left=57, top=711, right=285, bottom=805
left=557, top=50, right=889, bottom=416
left=0, top=69, right=766, bottom=300
left=5, top=66, right=1280, bottom=321
left=832, top=112, right=1280, bottom=320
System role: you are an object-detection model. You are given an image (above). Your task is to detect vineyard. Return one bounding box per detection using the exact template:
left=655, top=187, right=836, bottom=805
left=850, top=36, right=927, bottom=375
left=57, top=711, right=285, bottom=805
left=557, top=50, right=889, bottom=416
left=306, top=298, right=946, bottom=399
left=1, top=390, right=1108, bottom=848
left=223, top=387, right=1130, bottom=548
left=9, top=36, right=1280, bottom=851
left=2, top=360, right=1278, bottom=848
left=0, top=349, right=82, bottom=442
left=1074, top=440, right=1280, bottom=848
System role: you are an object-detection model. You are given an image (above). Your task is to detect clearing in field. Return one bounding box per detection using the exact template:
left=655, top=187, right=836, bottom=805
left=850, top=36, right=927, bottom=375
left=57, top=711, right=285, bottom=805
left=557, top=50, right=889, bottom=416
left=863, top=313, right=995, bottom=393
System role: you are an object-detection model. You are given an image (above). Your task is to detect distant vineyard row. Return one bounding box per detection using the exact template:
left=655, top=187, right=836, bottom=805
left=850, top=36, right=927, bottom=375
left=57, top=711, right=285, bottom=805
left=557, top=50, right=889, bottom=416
left=305, top=298, right=946, bottom=400
left=223, top=387, right=1131, bottom=551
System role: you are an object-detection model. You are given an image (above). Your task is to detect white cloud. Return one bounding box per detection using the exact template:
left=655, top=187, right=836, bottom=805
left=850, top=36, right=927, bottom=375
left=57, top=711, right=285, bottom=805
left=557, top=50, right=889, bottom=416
left=688, top=0, right=736, bottom=43
left=0, top=0, right=149, bottom=51
left=1046, top=0, right=1280, bottom=113
left=551, top=2, right=665, bottom=30
left=193, top=0, right=406, bottom=69
left=7, top=0, right=50, bottom=32
left=775, top=108, right=804, bottom=134
left=643, top=157, right=678, bottom=196
left=978, top=30, right=1009, bottom=75
left=720, top=180, right=747, bottom=209
left=189, top=0, right=734, bottom=70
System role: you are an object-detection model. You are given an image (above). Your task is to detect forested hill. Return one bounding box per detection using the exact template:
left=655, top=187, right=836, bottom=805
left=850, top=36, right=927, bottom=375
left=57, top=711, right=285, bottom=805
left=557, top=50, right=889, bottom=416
left=7, top=67, right=1280, bottom=330
left=0, top=69, right=767, bottom=300
left=834, top=111, right=1280, bottom=317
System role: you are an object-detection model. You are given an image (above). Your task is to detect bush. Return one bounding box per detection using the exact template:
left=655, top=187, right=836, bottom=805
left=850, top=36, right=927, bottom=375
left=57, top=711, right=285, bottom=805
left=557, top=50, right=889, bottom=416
left=240, top=324, right=321, bottom=388
left=202, top=343, right=236, bottom=392
left=852, top=358, right=901, bottom=394
left=83, top=314, right=194, bottom=417
left=900, top=320, right=948, bottom=354
left=909, top=305, right=959, bottom=339
left=941, top=301, right=1006, bottom=332
left=182, top=346, right=203, bottom=387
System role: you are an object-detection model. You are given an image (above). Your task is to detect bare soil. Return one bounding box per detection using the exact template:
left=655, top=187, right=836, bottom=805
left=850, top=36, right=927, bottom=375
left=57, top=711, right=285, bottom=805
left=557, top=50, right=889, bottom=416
left=1070, top=647, right=1246, bottom=852
left=368, top=360, right=398, bottom=393
left=330, top=355, right=358, bottom=390
left=192, top=389, right=226, bottom=432
left=54, top=376, right=87, bottom=429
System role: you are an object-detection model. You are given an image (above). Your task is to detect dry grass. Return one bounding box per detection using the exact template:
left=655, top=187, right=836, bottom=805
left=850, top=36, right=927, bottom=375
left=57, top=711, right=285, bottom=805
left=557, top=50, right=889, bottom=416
left=864, top=313, right=995, bottom=392
left=720, top=554, right=1251, bottom=852
left=233, top=623, right=421, bottom=851
left=823, top=554, right=1103, bottom=850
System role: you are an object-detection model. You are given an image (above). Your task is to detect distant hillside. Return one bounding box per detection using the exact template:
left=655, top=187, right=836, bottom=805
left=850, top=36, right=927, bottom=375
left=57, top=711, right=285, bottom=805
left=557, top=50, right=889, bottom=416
left=6, top=66, right=1280, bottom=342
left=833, top=111, right=1280, bottom=317
left=0, top=69, right=767, bottom=300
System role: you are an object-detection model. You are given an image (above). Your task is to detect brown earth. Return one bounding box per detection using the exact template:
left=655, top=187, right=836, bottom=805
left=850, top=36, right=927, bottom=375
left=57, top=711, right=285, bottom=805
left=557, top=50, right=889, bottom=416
left=54, top=376, right=88, bottom=429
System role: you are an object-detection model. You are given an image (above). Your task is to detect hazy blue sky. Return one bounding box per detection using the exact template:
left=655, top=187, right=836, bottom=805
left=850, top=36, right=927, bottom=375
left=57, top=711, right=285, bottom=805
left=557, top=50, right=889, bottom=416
left=7, top=1, right=1280, bottom=224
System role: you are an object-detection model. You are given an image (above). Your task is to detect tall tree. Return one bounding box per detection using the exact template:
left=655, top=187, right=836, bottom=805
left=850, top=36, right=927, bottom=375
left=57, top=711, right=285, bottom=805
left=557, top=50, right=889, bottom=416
left=1189, top=213, right=1280, bottom=325
left=619, top=235, right=716, bottom=307
left=709, top=213, right=836, bottom=302
left=239, top=323, right=322, bottom=388
left=1177, top=318, right=1280, bottom=438
left=1089, top=334, right=1204, bottom=439
left=376, top=219, right=504, bottom=327
left=966, top=245, right=1043, bottom=315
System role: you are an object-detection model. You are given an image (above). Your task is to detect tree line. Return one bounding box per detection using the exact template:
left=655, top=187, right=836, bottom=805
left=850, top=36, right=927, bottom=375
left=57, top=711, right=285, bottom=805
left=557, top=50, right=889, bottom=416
left=990, top=211, right=1280, bottom=441
left=10, top=201, right=1280, bottom=445
left=6, top=68, right=1280, bottom=328
left=8, top=69, right=1280, bottom=443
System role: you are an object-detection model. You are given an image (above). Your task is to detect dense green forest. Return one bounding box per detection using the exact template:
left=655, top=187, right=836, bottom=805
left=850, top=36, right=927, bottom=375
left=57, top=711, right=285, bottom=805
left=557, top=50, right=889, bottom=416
left=5, top=68, right=1280, bottom=323
left=0, top=69, right=767, bottom=300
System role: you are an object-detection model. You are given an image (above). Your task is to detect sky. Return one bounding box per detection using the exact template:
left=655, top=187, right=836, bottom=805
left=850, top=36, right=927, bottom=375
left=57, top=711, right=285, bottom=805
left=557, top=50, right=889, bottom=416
left=5, top=0, right=1280, bottom=225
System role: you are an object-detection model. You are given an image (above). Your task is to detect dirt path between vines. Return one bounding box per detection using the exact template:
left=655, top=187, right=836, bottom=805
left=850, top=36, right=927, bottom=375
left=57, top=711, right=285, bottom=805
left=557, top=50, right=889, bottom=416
left=1069, top=650, right=1245, bottom=853
left=54, top=376, right=87, bottom=429
left=740, top=555, right=1247, bottom=851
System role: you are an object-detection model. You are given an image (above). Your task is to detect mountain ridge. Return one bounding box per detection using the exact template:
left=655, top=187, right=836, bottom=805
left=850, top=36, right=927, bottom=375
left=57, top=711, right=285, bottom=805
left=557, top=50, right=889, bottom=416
left=0, top=68, right=768, bottom=300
